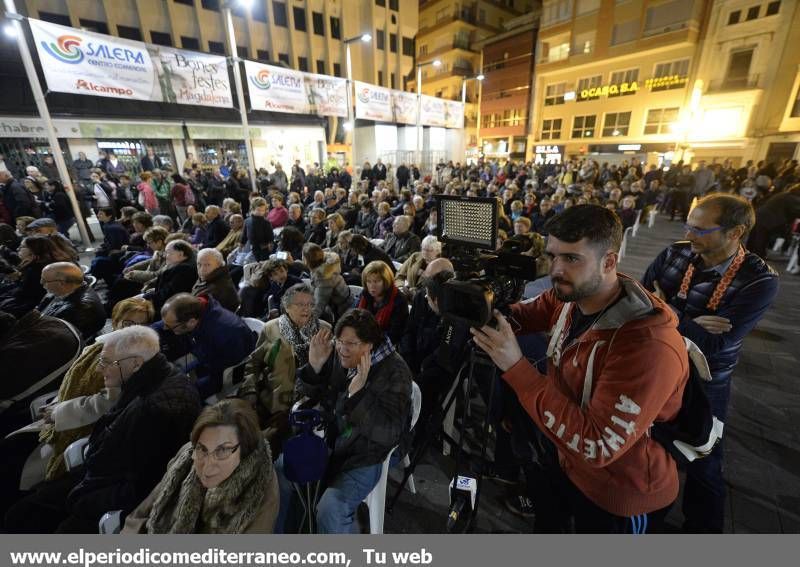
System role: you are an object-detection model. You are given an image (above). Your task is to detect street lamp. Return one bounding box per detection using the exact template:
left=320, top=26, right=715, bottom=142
left=344, top=33, right=372, bottom=167
left=461, top=73, right=484, bottom=104
left=222, top=0, right=257, bottom=193
left=416, top=59, right=441, bottom=171
left=3, top=22, right=16, bottom=38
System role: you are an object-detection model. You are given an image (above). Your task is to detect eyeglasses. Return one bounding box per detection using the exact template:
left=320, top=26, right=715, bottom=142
left=164, top=319, right=190, bottom=332
left=290, top=302, right=315, bottom=309
left=97, top=355, right=140, bottom=369
left=118, top=319, right=142, bottom=328
left=335, top=338, right=363, bottom=349
left=683, top=224, right=725, bottom=237
left=192, top=444, right=240, bottom=462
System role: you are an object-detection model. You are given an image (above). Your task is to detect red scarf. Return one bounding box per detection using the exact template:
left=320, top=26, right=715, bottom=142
left=358, top=285, right=398, bottom=330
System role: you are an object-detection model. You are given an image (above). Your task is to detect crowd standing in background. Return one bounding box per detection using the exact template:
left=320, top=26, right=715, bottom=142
left=0, top=147, right=792, bottom=534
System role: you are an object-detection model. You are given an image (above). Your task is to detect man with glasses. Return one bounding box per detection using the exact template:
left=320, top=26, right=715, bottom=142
left=37, top=262, right=105, bottom=340
left=5, top=326, right=200, bottom=533
left=642, top=193, right=779, bottom=533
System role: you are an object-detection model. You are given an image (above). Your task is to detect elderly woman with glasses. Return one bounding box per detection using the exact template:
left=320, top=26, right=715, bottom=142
left=240, top=283, right=331, bottom=439
left=123, top=399, right=279, bottom=533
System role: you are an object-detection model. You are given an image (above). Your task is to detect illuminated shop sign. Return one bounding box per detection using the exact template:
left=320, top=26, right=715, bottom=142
left=644, top=75, right=688, bottom=90
left=580, top=82, right=638, bottom=99
left=534, top=144, right=564, bottom=165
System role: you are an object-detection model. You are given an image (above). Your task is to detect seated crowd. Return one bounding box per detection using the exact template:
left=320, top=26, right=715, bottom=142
left=0, top=154, right=785, bottom=534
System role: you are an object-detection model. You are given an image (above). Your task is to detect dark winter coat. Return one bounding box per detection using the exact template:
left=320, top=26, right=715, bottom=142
left=36, top=284, right=106, bottom=341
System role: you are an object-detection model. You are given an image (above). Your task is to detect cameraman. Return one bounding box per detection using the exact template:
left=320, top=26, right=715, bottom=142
left=471, top=205, right=689, bottom=533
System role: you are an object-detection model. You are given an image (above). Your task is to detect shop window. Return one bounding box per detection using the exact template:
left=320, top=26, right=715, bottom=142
left=96, top=140, right=174, bottom=177
left=117, top=25, right=143, bottom=41
left=38, top=11, right=71, bottom=26
left=766, top=1, right=781, bottom=16
left=278, top=52, right=290, bottom=65
left=746, top=5, right=760, bottom=20
left=544, top=83, right=566, bottom=106
left=644, top=107, right=679, bottom=135
left=330, top=17, right=341, bottom=39
left=572, top=115, right=596, bottom=138
left=611, top=19, right=638, bottom=45
left=181, top=37, right=199, bottom=50
left=316, top=59, right=326, bottom=74
left=151, top=31, right=173, bottom=47
left=402, top=37, right=414, bottom=56
left=79, top=19, right=109, bottom=34
left=208, top=41, right=225, bottom=54
left=376, top=0, right=385, bottom=6
left=258, top=49, right=270, bottom=62
left=728, top=10, right=741, bottom=24
left=542, top=119, right=562, bottom=140
left=576, top=74, right=602, bottom=101
left=298, top=57, right=309, bottom=72
left=313, top=12, right=324, bottom=35
left=196, top=140, right=248, bottom=169
left=390, top=33, right=397, bottom=53
left=273, top=1, right=288, bottom=27
left=293, top=6, right=307, bottom=31
left=390, top=0, right=399, bottom=10
left=608, top=68, right=639, bottom=97
left=602, top=111, right=631, bottom=136
left=376, top=30, right=385, bottom=50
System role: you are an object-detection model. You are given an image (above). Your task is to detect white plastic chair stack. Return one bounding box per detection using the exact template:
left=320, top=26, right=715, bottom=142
left=98, top=510, right=122, bottom=534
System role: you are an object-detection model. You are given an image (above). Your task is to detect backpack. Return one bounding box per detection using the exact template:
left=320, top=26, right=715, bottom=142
left=650, top=338, right=723, bottom=465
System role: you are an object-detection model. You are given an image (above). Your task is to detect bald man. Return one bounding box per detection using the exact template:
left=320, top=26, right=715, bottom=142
left=37, top=262, right=105, bottom=340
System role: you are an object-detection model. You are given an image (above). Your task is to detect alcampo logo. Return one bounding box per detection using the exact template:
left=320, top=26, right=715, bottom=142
left=41, top=34, right=84, bottom=64
left=357, top=88, right=370, bottom=104
left=249, top=69, right=271, bottom=90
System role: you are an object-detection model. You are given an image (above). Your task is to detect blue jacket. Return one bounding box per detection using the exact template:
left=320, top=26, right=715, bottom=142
left=98, top=220, right=130, bottom=256
left=642, top=242, right=778, bottom=382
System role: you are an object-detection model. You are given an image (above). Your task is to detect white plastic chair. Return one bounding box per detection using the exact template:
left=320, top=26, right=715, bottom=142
left=619, top=226, right=633, bottom=260
left=204, top=355, right=252, bottom=405
left=243, top=317, right=265, bottom=334
left=648, top=208, right=658, bottom=228
left=80, top=264, right=90, bottom=274
left=64, top=437, right=90, bottom=472
left=98, top=510, right=122, bottom=534
left=392, top=260, right=402, bottom=271
left=29, top=390, right=59, bottom=421
left=85, top=275, right=97, bottom=288
left=403, top=382, right=423, bottom=494
left=348, top=285, right=363, bottom=306
left=631, top=210, right=642, bottom=237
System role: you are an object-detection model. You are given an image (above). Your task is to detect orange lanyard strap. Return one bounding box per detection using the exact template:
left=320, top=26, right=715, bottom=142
left=677, top=246, right=745, bottom=311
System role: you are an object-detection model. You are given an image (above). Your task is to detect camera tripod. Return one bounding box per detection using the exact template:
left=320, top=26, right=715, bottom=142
left=387, top=344, right=498, bottom=533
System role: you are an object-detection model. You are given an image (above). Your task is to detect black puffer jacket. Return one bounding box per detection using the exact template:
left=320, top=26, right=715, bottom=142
left=36, top=284, right=106, bottom=340
left=67, top=353, right=201, bottom=522
left=191, top=265, right=240, bottom=313
left=642, top=242, right=779, bottom=382
left=146, top=259, right=198, bottom=313
left=299, top=349, right=411, bottom=473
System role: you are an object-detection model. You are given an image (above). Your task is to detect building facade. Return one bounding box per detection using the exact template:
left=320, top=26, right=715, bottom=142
left=1, top=0, right=418, bottom=173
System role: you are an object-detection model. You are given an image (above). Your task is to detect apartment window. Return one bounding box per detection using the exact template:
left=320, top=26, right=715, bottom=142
left=330, top=17, right=341, bottom=39
left=577, top=74, right=602, bottom=100
left=766, top=1, right=781, bottom=16
left=278, top=52, right=290, bottom=65
left=333, top=62, right=342, bottom=77
left=316, top=59, right=325, bottom=74
left=541, top=119, right=562, bottom=140
left=181, top=36, right=200, bottom=50
left=298, top=57, right=309, bottom=72
left=402, top=37, right=414, bottom=56
left=572, top=31, right=595, bottom=55
left=602, top=111, right=631, bottom=136
left=293, top=7, right=306, bottom=31
left=201, top=0, right=220, bottom=10
left=724, top=48, right=754, bottom=89
left=572, top=115, right=596, bottom=138
left=390, top=33, right=397, bottom=53
left=419, top=44, right=428, bottom=56
left=544, top=83, right=567, bottom=106
left=728, top=10, right=741, bottom=24
left=576, top=0, right=601, bottom=16
left=174, top=0, right=194, bottom=5
left=745, top=5, right=760, bottom=20
left=237, top=46, right=248, bottom=58
left=791, top=85, right=800, bottom=117
left=208, top=40, right=225, bottom=54
left=375, top=0, right=385, bottom=6
left=79, top=19, right=109, bottom=34
left=654, top=58, right=689, bottom=78
left=391, top=73, right=396, bottom=89
left=273, top=1, right=288, bottom=27
left=378, top=71, right=384, bottom=85
left=644, top=107, right=679, bottom=134
left=258, top=49, right=270, bottom=62
left=389, top=0, right=399, bottom=10
left=540, top=38, right=570, bottom=62
left=609, top=68, right=639, bottom=96
left=117, top=25, right=143, bottom=41
left=376, top=30, right=385, bottom=50
left=511, top=109, right=525, bottom=126
left=312, top=12, right=324, bottom=35
left=251, top=2, right=267, bottom=22
left=644, top=0, right=693, bottom=34
left=611, top=19, right=639, bottom=45
left=150, top=31, right=173, bottom=46
left=542, top=0, right=572, bottom=27
left=38, top=11, right=71, bottom=26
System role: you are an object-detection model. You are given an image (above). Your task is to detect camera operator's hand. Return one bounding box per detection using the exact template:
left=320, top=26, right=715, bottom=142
left=308, top=327, right=333, bottom=374
left=470, top=310, right=523, bottom=372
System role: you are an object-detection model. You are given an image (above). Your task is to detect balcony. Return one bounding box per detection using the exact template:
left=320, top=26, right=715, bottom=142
left=419, top=8, right=498, bottom=35
left=706, top=74, right=761, bottom=93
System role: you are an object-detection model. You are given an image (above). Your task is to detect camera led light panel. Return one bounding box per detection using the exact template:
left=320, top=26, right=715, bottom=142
left=438, top=196, right=497, bottom=250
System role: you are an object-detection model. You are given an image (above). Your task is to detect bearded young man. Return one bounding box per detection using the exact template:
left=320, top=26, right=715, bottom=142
left=471, top=205, right=689, bottom=533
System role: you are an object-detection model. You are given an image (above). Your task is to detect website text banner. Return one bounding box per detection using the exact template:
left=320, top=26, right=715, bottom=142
left=419, top=95, right=446, bottom=128
left=354, top=81, right=393, bottom=122
left=29, top=19, right=155, bottom=101
left=0, top=534, right=792, bottom=567
left=245, top=61, right=310, bottom=115
left=444, top=100, right=465, bottom=129
left=391, top=90, right=418, bottom=125
left=305, top=73, right=348, bottom=117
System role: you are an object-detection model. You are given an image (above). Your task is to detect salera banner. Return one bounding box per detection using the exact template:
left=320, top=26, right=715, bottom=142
left=420, top=94, right=447, bottom=127
left=29, top=19, right=232, bottom=108
left=392, top=90, right=418, bottom=125
left=245, top=61, right=311, bottom=114
left=354, top=81, right=393, bottom=122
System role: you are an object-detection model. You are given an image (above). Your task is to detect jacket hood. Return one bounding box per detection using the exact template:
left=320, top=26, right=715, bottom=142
left=314, top=251, right=342, bottom=279
left=591, top=274, right=674, bottom=332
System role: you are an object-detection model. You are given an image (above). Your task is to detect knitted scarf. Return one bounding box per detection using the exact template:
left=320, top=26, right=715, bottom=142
left=277, top=313, right=320, bottom=367
left=39, top=342, right=106, bottom=480
left=147, top=440, right=272, bottom=534
left=357, top=285, right=398, bottom=330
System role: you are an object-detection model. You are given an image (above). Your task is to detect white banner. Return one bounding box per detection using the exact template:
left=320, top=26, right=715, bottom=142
left=245, top=61, right=310, bottom=114
left=354, top=81, right=393, bottom=122
left=305, top=73, right=348, bottom=117
left=420, top=94, right=447, bottom=127
left=444, top=100, right=465, bottom=129
left=392, top=90, right=418, bottom=125
left=29, top=19, right=232, bottom=108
